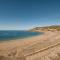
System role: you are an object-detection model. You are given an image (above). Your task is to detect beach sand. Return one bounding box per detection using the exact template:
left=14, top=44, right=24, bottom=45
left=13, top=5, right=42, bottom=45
left=0, top=31, right=60, bottom=60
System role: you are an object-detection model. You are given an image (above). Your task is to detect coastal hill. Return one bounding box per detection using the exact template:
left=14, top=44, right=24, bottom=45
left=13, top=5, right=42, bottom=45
left=30, top=25, right=60, bottom=32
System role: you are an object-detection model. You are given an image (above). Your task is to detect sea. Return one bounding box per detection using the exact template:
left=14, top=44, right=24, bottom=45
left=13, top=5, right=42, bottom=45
left=0, top=30, right=43, bottom=41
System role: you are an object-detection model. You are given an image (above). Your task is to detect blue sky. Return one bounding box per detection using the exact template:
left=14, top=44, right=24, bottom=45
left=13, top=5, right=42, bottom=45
left=0, top=0, right=60, bottom=30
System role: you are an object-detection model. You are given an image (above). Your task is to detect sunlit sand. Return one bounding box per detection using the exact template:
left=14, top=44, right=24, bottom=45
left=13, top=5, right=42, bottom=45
left=0, top=31, right=60, bottom=60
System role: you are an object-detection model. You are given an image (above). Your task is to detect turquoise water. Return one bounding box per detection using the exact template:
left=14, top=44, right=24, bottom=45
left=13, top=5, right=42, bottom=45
left=0, top=30, right=43, bottom=41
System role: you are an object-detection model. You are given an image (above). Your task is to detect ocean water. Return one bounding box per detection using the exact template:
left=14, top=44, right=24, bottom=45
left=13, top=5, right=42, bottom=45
left=0, top=30, right=43, bottom=41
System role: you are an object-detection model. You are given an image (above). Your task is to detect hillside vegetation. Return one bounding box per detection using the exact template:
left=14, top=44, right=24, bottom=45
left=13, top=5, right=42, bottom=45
left=30, top=25, right=60, bottom=31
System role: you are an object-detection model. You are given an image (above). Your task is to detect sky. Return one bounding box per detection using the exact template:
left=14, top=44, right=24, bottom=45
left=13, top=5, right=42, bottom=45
left=0, top=0, right=60, bottom=30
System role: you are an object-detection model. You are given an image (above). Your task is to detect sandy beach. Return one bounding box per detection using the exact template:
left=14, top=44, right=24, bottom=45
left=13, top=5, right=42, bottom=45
left=0, top=31, right=60, bottom=60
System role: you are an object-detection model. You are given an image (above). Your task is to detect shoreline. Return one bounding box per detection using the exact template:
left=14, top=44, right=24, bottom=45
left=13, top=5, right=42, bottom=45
left=0, top=31, right=56, bottom=50
left=0, top=31, right=60, bottom=60
left=0, top=31, right=43, bottom=43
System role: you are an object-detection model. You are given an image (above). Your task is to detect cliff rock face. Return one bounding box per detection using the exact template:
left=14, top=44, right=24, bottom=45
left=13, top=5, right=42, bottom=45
left=30, top=25, right=60, bottom=32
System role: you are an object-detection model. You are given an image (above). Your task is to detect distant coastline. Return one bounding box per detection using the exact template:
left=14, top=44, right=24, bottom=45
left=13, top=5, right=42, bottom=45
left=30, top=25, right=60, bottom=32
